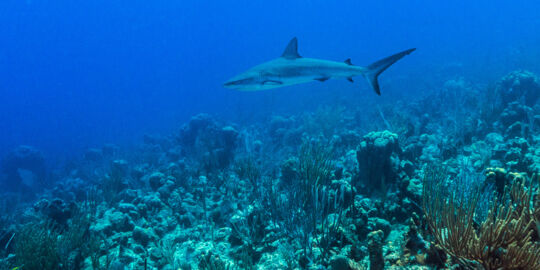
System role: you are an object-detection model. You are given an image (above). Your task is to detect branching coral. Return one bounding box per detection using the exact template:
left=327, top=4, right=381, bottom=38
left=260, top=139, right=347, bottom=266
left=198, top=252, right=234, bottom=270
left=12, top=201, right=100, bottom=270
left=233, top=157, right=261, bottom=190
left=298, top=140, right=334, bottom=189
left=14, top=221, right=60, bottom=270
left=423, top=170, right=540, bottom=269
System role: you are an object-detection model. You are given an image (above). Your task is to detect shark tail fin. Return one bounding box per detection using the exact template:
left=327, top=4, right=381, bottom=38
left=364, top=48, right=415, bottom=95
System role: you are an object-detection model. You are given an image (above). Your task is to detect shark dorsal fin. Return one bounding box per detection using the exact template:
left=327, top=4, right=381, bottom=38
left=281, top=37, right=301, bottom=59
left=344, top=58, right=353, bottom=65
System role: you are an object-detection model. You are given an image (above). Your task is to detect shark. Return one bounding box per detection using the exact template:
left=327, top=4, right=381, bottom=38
left=223, top=37, right=415, bottom=95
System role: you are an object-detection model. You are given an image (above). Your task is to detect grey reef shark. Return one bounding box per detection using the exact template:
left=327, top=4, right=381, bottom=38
left=224, top=37, right=415, bottom=95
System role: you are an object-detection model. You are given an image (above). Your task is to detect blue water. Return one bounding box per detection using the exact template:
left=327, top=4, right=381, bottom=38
left=1, top=0, right=539, bottom=160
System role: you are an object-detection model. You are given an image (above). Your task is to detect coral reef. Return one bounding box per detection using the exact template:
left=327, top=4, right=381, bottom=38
left=423, top=171, right=540, bottom=269
left=367, top=230, right=384, bottom=270
left=2, top=70, right=540, bottom=269
left=496, top=70, right=540, bottom=107
left=356, top=130, right=401, bottom=190
left=1, top=145, right=47, bottom=193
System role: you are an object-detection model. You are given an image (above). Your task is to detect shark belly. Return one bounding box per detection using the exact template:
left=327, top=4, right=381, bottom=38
left=279, top=74, right=322, bottom=86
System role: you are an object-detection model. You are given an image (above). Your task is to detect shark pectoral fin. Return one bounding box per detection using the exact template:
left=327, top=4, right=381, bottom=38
left=281, top=37, right=302, bottom=59
left=315, top=77, right=330, bottom=82
left=347, top=77, right=354, bottom=83
left=262, top=80, right=283, bottom=86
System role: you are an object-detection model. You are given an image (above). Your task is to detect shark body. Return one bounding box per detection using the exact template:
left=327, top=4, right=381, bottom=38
left=224, top=37, right=415, bottom=95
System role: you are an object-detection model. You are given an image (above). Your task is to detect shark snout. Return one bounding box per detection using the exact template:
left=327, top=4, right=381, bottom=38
left=223, top=80, right=242, bottom=89
left=223, top=77, right=253, bottom=89
left=223, top=80, right=235, bottom=87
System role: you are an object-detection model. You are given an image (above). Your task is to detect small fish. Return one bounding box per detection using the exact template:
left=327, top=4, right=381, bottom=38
left=224, top=37, right=415, bottom=95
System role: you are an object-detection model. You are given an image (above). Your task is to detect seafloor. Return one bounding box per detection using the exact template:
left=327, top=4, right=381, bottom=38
left=2, top=70, right=540, bottom=269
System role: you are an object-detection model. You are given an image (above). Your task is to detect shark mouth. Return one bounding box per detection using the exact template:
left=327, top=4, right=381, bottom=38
left=262, top=80, right=283, bottom=85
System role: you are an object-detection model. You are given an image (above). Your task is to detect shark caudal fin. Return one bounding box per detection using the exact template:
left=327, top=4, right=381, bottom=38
left=364, top=48, right=415, bottom=95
